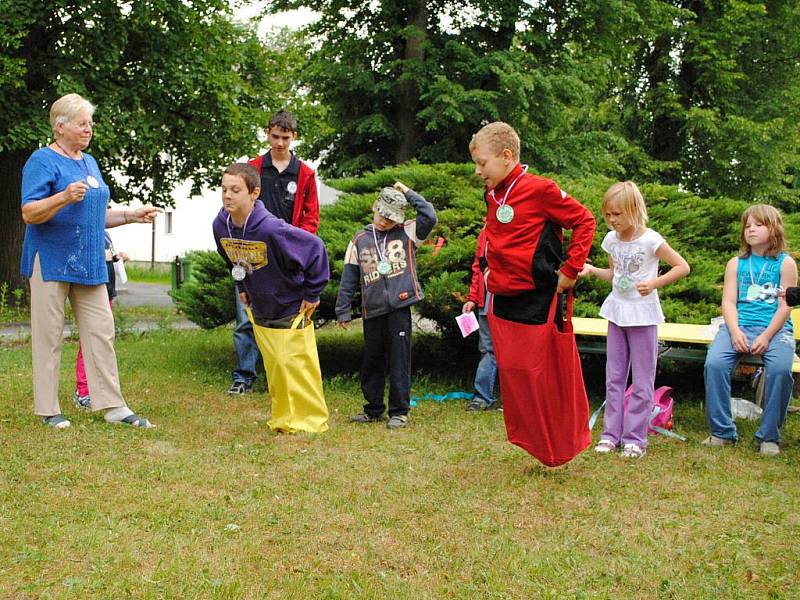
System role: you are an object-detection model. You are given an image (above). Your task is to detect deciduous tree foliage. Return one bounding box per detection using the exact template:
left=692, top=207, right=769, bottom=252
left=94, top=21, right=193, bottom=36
left=268, top=0, right=800, bottom=208
left=0, top=0, right=279, bottom=292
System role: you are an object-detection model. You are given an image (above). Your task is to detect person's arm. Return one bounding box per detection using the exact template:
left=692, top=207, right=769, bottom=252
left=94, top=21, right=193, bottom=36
left=297, top=170, right=320, bottom=234
left=543, top=182, right=596, bottom=292
left=720, top=256, right=749, bottom=353
left=751, top=256, right=798, bottom=354
left=106, top=206, right=162, bottom=228
left=463, top=229, right=486, bottom=313
left=578, top=257, right=614, bottom=282
left=22, top=181, right=88, bottom=225
left=635, top=241, right=691, bottom=296
left=396, top=181, right=437, bottom=243
left=335, top=239, right=360, bottom=327
left=300, top=236, right=330, bottom=304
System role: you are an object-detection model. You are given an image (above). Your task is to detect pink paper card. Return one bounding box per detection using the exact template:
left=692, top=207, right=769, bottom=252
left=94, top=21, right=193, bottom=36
left=456, top=311, right=480, bottom=337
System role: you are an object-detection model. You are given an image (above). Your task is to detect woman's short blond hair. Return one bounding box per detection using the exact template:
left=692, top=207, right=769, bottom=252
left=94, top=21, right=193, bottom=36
left=469, top=122, right=520, bottom=161
left=601, top=181, right=648, bottom=230
left=739, top=204, right=787, bottom=257
left=49, top=93, right=95, bottom=133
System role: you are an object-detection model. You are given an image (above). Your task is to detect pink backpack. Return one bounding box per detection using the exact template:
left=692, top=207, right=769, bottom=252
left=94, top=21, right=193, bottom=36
left=625, top=385, right=673, bottom=435
left=590, top=385, right=686, bottom=441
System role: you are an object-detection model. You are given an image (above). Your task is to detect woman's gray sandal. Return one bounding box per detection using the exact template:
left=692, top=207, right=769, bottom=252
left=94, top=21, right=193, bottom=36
left=117, top=414, right=155, bottom=429
left=43, top=414, right=71, bottom=429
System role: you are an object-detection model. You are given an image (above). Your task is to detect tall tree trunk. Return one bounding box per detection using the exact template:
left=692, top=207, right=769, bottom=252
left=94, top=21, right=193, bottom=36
left=644, top=34, right=684, bottom=165
left=395, top=2, right=427, bottom=164
left=0, top=148, right=33, bottom=301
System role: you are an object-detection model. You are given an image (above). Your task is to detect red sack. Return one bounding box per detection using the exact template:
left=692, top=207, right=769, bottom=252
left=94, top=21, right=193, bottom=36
left=489, top=291, right=591, bottom=466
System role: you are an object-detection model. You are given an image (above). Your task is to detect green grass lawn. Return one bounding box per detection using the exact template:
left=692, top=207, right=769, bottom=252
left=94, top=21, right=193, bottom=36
left=2, top=326, right=799, bottom=599
left=124, top=263, right=172, bottom=286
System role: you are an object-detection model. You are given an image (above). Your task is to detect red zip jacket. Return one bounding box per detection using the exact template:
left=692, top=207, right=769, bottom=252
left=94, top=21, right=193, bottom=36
left=485, top=163, right=595, bottom=296
left=467, top=226, right=489, bottom=308
left=249, top=154, right=320, bottom=233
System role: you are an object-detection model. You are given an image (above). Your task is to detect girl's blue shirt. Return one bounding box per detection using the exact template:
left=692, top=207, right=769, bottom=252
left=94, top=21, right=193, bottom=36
left=20, top=147, right=110, bottom=285
left=736, top=252, right=793, bottom=332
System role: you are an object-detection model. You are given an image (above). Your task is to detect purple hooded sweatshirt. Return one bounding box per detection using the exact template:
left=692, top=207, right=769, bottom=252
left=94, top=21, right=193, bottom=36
left=213, top=200, right=329, bottom=322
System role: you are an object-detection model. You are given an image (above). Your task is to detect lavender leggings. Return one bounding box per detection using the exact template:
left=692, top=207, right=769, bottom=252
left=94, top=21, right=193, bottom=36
left=600, top=322, right=658, bottom=448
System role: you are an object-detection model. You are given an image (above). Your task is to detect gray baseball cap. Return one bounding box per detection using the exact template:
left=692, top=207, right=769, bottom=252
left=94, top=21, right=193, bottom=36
left=376, top=187, right=407, bottom=223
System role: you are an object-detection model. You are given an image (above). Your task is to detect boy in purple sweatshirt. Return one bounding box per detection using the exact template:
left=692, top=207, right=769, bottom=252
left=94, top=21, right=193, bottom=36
left=212, top=163, right=330, bottom=432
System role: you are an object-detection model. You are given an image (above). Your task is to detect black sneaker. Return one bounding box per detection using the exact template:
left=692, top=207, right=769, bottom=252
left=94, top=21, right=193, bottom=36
left=228, top=381, right=253, bottom=395
left=350, top=412, right=385, bottom=423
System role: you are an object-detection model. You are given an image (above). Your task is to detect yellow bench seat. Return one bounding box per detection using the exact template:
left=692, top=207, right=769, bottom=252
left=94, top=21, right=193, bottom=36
left=572, top=312, right=800, bottom=373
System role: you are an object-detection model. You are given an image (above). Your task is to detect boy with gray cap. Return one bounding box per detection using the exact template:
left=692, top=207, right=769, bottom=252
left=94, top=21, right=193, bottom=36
left=335, top=181, right=438, bottom=429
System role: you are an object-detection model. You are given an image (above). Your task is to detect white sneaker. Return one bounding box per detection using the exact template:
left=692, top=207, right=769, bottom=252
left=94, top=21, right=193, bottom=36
left=759, top=441, right=780, bottom=456
left=621, top=443, right=646, bottom=458
left=594, top=440, right=616, bottom=454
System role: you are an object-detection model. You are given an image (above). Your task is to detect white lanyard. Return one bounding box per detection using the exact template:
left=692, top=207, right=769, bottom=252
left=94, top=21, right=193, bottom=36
left=748, top=255, right=769, bottom=286
left=226, top=210, right=253, bottom=241
left=488, top=164, right=528, bottom=209
left=371, top=226, right=389, bottom=262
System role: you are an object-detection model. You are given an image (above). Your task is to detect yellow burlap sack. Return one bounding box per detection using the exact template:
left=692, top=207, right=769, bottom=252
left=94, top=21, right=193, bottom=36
left=249, top=309, right=329, bottom=433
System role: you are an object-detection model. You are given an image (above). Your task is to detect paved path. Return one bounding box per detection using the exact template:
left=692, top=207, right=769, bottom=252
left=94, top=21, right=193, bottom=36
left=115, top=282, right=174, bottom=307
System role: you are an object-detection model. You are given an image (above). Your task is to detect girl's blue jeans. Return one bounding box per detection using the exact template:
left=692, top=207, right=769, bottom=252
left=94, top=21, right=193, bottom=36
left=704, top=324, right=795, bottom=444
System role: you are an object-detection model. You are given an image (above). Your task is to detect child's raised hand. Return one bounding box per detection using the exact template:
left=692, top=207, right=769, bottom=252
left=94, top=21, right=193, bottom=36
left=393, top=181, right=410, bottom=194
left=636, top=279, right=656, bottom=296
left=577, top=264, right=593, bottom=278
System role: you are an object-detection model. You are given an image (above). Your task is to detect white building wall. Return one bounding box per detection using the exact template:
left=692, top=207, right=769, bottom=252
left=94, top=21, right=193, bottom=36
left=107, top=178, right=340, bottom=262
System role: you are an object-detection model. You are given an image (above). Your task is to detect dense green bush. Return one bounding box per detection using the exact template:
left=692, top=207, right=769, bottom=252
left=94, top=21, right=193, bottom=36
left=321, top=162, right=800, bottom=337
left=317, top=162, right=483, bottom=337
left=173, top=162, right=800, bottom=334
left=171, top=250, right=235, bottom=329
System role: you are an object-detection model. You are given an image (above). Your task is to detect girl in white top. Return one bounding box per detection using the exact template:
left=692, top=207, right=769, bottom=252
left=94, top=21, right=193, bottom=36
left=579, top=182, right=690, bottom=458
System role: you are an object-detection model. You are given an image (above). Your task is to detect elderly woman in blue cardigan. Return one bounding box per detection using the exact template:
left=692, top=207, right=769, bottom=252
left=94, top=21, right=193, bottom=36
left=20, top=93, right=160, bottom=429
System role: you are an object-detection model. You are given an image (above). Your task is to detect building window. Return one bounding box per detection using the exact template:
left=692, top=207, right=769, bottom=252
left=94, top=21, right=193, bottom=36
left=165, top=211, right=173, bottom=235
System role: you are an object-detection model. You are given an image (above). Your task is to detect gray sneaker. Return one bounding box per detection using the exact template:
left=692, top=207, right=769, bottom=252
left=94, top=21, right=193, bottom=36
left=701, top=435, right=735, bottom=447
left=465, top=398, right=489, bottom=411
left=759, top=441, right=780, bottom=456
left=73, top=390, right=92, bottom=410
left=386, top=415, right=409, bottom=429
left=350, top=412, right=385, bottom=423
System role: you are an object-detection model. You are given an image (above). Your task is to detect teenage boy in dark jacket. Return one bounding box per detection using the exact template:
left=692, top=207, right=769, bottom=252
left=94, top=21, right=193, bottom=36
left=335, top=182, right=437, bottom=429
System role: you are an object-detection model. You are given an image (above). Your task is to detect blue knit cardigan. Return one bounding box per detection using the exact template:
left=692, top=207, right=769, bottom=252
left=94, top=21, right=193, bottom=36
left=20, top=147, right=109, bottom=285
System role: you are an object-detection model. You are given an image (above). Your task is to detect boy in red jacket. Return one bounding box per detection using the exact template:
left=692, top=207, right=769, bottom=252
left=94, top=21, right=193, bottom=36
left=469, top=121, right=596, bottom=465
